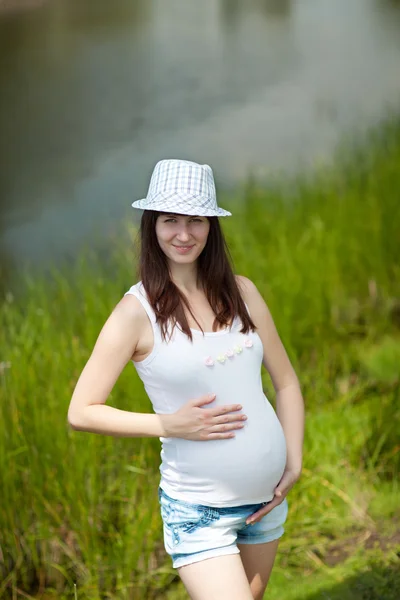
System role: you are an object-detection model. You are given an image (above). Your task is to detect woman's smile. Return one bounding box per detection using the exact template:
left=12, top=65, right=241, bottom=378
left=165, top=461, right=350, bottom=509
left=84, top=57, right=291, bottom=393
left=172, top=245, right=195, bottom=254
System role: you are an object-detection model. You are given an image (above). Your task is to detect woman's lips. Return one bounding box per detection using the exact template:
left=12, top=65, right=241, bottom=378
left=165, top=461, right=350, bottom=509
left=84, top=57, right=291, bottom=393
left=173, top=245, right=195, bottom=254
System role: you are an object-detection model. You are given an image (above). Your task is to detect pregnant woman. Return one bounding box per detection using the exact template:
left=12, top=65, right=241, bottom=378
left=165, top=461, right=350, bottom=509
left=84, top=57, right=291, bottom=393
left=68, top=159, right=305, bottom=600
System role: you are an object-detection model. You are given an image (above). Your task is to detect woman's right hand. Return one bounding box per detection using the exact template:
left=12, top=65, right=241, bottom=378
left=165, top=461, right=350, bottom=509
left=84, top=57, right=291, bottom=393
left=160, top=394, right=247, bottom=440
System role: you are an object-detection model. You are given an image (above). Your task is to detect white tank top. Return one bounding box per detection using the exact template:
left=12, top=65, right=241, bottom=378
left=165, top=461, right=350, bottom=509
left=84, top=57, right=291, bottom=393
left=125, top=282, right=287, bottom=507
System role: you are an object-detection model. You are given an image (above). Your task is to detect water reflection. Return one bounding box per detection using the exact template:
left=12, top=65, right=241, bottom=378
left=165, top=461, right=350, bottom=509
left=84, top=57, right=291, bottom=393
left=375, top=0, right=400, bottom=22
left=0, top=0, right=47, bottom=15
left=0, top=0, right=151, bottom=217
left=62, top=0, right=151, bottom=32
left=220, top=0, right=291, bottom=25
left=0, top=0, right=399, bottom=291
left=262, top=0, right=292, bottom=16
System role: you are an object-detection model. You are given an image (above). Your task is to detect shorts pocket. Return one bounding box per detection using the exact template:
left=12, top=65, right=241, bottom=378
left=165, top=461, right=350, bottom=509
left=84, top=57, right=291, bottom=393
left=163, top=503, right=220, bottom=547
left=179, top=519, right=203, bottom=535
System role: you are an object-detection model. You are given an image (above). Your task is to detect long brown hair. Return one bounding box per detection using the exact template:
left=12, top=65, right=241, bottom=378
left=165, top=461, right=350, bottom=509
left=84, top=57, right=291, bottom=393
left=139, top=211, right=256, bottom=341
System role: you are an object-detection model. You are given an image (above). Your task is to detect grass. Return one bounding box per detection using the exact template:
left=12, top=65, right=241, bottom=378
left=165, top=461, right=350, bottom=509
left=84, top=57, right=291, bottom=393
left=1, top=116, right=400, bottom=598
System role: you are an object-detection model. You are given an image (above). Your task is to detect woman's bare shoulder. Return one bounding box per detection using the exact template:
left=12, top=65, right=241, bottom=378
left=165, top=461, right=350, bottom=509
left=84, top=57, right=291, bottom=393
left=235, top=274, right=271, bottom=322
left=113, top=292, right=149, bottom=330
left=235, top=275, right=260, bottom=300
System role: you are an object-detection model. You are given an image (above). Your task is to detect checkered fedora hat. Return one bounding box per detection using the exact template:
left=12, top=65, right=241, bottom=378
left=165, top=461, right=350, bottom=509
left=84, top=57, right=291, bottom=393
left=132, top=159, right=231, bottom=217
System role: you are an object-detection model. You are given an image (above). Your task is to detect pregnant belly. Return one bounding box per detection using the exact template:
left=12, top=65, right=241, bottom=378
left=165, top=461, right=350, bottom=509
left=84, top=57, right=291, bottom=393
left=171, top=400, right=287, bottom=506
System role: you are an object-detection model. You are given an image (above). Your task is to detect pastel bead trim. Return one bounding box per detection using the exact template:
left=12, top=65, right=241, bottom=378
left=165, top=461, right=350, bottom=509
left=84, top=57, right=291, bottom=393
left=204, top=338, right=253, bottom=366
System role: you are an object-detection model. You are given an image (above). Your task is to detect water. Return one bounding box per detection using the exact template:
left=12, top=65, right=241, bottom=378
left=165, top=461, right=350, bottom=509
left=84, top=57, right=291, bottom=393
left=0, top=0, right=400, bottom=284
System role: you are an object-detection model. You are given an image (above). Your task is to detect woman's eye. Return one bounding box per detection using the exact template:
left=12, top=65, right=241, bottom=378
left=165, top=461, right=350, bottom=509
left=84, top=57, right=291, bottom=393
left=163, top=217, right=202, bottom=223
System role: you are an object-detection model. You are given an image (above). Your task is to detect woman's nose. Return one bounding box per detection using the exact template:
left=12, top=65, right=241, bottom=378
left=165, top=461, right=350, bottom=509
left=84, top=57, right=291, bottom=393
left=176, top=226, right=191, bottom=242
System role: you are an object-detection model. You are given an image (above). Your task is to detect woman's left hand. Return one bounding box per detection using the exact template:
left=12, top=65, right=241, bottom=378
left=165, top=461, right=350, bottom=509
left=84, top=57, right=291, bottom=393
left=245, top=468, right=301, bottom=525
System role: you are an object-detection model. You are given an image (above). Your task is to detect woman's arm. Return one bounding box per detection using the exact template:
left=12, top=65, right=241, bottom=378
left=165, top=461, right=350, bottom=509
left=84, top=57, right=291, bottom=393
left=237, top=275, right=305, bottom=477
left=67, top=294, right=167, bottom=437
left=67, top=295, right=247, bottom=440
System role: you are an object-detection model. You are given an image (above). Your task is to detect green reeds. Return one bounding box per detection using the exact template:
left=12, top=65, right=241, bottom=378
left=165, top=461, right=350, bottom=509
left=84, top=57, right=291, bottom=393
left=1, top=117, right=399, bottom=598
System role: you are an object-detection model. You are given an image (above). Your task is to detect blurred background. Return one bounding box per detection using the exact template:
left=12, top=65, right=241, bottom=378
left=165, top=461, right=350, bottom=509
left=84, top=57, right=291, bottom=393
left=1, top=0, right=400, bottom=283
left=1, top=1, right=399, bottom=599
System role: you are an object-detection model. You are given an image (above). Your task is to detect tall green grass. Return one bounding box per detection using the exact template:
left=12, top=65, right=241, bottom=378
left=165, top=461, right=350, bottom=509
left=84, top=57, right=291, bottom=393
left=1, top=118, right=399, bottom=598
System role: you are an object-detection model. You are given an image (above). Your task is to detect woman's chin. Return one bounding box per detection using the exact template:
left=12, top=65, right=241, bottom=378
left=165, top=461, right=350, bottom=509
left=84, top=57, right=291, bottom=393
left=171, top=255, right=198, bottom=265
left=167, top=251, right=200, bottom=265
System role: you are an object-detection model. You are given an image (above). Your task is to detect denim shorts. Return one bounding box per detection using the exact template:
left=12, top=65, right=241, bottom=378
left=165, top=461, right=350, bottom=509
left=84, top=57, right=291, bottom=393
left=158, top=487, right=289, bottom=569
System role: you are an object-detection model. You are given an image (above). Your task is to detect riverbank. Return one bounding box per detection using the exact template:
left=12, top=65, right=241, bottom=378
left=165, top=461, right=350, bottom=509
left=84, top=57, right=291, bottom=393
left=1, top=117, right=399, bottom=598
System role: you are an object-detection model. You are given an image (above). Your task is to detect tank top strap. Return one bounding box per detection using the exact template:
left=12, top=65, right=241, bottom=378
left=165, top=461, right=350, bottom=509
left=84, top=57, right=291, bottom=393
left=124, top=282, right=162, bottom=343
left=244, top=301, right=251, bottom=317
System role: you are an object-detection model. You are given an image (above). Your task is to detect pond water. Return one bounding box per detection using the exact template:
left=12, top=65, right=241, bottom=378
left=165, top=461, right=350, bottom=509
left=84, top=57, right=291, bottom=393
left=0, top=0, right=400, bottom=282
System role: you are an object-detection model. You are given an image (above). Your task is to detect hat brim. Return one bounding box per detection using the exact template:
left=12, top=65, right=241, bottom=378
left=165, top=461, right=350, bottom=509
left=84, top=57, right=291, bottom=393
left=131, top=199, right=231, bottom=217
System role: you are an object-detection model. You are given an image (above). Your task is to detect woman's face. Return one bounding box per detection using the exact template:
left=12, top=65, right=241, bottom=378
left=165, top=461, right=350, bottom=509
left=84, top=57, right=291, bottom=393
left=155, top=213, right=210, bottom=265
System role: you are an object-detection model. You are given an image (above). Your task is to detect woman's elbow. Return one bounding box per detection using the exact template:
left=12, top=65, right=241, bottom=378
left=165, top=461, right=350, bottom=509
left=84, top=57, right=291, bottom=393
left=67, top=413, right=80, bottom=430
left=67, top=407, right=86, bottom=430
